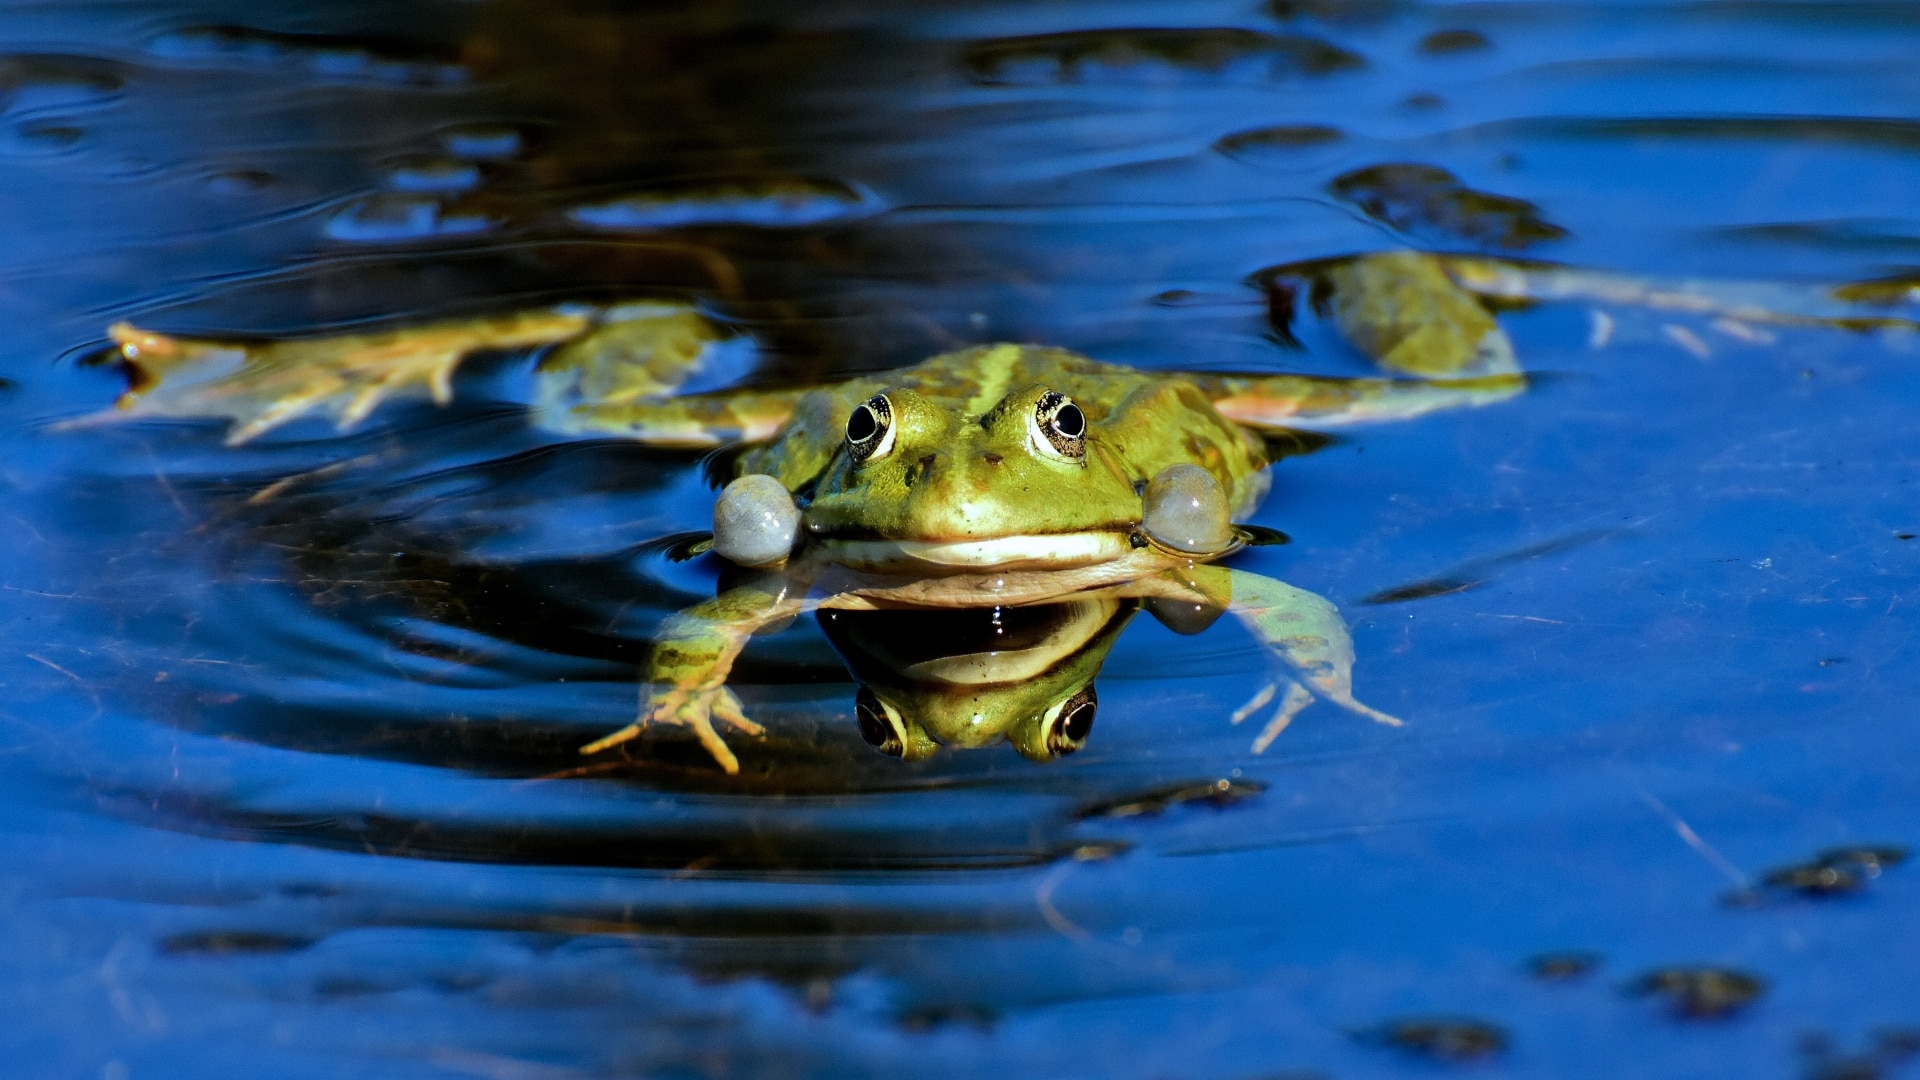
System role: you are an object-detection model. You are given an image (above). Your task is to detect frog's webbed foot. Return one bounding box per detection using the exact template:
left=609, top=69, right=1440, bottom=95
left=581, top=578, right=802, bottom=775
left=100, top=310, right=596, bottom=444
left=1143, top=565, right=1399, bottom=752
left=581, top=684, right=767, bottom=775
left=1230, top=678, right=1317, bottom=754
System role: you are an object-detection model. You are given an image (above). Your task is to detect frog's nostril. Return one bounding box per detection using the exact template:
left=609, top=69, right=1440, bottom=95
left=982, top=452, right=1003, bottom=465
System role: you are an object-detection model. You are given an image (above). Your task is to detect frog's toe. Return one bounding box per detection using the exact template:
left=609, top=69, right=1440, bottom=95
left=709, top=686, right=766, bottom=736
left=579, top=722, right=643, bottom=756
left=686, top=711, right=742, bottom=775
left=1250, top=680, right=1315, bottom=754
left=1229, top=680, right=1279, bottom=726
left=581, top=687, right=759, bottom=774
left=1347, top=699, right=1403, bottom=727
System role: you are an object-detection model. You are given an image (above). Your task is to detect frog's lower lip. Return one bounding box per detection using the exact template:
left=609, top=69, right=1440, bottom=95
left=818, top=530, right=1134, bottom=571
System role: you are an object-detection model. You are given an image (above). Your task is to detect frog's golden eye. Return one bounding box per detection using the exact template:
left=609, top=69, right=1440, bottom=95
left=1031, top=390, right=1086, bottom=463
left=855, top=686, right=906, bottom=756
left=1040, top=685, right=1097, bottom=756
left=845, top=394, right=896, bottom=465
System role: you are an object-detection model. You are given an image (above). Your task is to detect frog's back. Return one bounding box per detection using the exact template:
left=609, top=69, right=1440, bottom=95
left=886, top=343, right=1151, bottom=423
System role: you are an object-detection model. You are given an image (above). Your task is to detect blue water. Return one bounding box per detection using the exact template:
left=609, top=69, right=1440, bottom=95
left=4, top=2, right=1920, bottom=1077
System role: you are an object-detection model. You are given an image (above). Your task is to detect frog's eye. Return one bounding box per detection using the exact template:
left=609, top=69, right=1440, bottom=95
left=855, top=687, right=907, bottom=756
left=1031, top=390, right=1086, bottom=463
left=846, top=394, right=896, bottom=465
left=1039, top=685, right=1097, bottom=756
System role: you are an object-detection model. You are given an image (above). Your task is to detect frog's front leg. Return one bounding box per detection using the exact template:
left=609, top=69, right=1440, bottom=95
left=1136, top=564, right=1399, bottom=753
left=579, top=576, right=805, bottom=774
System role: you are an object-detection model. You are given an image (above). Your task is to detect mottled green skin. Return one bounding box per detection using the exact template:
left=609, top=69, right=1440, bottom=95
left=741, top=343, right=1270, bottom=552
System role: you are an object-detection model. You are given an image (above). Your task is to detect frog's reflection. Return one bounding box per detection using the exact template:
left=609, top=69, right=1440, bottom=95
left=818, top=597, right=1210, bottom=762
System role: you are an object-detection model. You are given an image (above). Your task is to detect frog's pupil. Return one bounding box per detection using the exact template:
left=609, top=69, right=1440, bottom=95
left=1053, top=402, right=1085, bottom=439
left=847, top=404, right=877, bottom=443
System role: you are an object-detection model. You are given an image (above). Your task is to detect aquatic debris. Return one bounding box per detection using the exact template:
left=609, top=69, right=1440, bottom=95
left=898, top=1002, right=998, bottom=1032
left=1329, top=163, right=1567, bottom=250
left=1359, top=530, right=1616, bottom=606
left=385, top=158, right=481, bottom=194
left=962, top=28, right=1363, bottom=85
left=1627, top=966, right=1765, bottom=1019
left=145, top=25, right=466, bottom=87
left=1266, top=0, right=1398, bottom=23
left=440, top=125, right=522, bottom=161
left=159, top=930, right=316, bottom=956
left=1799, top=1027, right=1920, bottom=1080
left=0, top=54, right=124, bottom=112
left=324, top=193, right=493, bottom=244
left=1214, top=123, right=1344, bottom=158
left=1363, top=576, right=1482, bottom=605
left=9, top=122, right=81, bottom=152
left=1420, top=29, right=1491, bottom=54
left=1357, top=1017, right=1507, bottom=1061
left=1833, top=272, right=1920, bottom=307
left=204, top=169, right=277, bottom=196
left=569, top=178, right=880, bottom=231
left=1213, top=124, right=1348, bottom=170
left=1727, top=845, right=1908, bottom=906
left=1528, top=950, right=1601, bottom=981
left=1073, top=778, right=1266, bottom=820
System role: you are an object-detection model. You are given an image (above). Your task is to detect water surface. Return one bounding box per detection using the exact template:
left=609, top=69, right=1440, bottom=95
left=4, top=2, right=1920, bottom=1077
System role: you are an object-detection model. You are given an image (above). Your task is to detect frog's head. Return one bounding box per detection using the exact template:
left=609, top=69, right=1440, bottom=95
left=817, top=600, right=1134, bottom=761
left=803, top=380, right=1147, bottom=572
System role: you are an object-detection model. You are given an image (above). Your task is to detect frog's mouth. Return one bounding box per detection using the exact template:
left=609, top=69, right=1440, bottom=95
left=815, top=529, right=1136, bottom=572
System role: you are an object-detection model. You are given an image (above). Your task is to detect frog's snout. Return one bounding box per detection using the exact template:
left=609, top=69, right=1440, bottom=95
left=1141, top=464, right=1233, bottom=555
left=712, top=473, right=800, bottom=567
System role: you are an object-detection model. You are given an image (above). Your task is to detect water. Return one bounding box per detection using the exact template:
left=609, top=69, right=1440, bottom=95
left=5, top=2, right=1920, bottom=1077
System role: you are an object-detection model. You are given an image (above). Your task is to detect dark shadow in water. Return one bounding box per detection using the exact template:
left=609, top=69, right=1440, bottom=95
left=1361, top=528, right=1620, bottom=605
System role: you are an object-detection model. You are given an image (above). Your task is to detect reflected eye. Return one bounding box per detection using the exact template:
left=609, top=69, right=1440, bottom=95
left=1042, top=685, right=1097, bottom=756
left=1032, top=390, right=1086, bottom=462
left=846, top=394, right=896, bottom=464
left=855, top=687, right=905, bottom=757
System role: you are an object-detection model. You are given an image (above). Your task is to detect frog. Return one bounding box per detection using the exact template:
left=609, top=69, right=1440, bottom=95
left=93, top=249, right=1531, bottom=773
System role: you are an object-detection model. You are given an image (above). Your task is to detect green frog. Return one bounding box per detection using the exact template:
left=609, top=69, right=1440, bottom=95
left=97, top=250, right=1528, bottom=773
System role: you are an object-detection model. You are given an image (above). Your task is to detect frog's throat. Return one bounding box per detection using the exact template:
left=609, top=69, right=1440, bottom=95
left=815, top=530, right=1135, bottom=573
